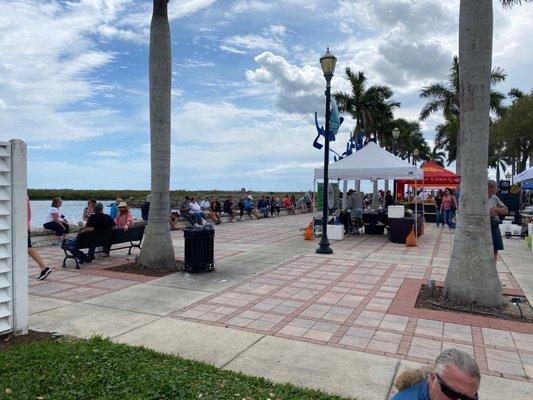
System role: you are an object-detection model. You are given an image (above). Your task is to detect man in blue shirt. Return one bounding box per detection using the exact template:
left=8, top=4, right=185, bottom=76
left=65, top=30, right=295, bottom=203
left=392, top=349, right=480, bottom=400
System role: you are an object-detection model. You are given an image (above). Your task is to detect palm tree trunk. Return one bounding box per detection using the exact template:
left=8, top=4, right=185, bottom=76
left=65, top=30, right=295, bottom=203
left=139, top=0, right=176, bottom=269
left=496, top=160, right=500, bottom=182
left=444, top=0, right=502, bottom=307
left=384, top=180, right=389, bottom=193
left=456, top=128, right=462, bottom=177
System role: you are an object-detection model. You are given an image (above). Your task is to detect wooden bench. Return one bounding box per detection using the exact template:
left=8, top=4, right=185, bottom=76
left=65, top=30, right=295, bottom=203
left=61, top=226, right=145, bottom=269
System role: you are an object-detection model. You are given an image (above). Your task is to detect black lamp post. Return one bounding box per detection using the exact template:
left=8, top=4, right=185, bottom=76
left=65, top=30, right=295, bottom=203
left=316, top=47, right=336, bottom=255
left=392, top=127, right=400, bottom=201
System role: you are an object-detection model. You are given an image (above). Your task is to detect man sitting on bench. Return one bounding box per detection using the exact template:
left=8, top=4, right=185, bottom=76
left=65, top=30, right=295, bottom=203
left=63, top=202, right=116, bottom=264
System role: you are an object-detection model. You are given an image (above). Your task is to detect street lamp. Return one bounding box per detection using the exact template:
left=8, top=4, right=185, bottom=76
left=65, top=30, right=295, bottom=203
left=392, top=127, right=400, bottom=201
left=316, top=47, right=337, bottom=255
left=413, top=148, right=419, bottom=166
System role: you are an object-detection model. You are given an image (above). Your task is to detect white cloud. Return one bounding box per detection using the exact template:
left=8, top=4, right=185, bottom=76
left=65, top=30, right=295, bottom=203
left=90, top=150, right=124, bottom=158
left=246, top=52, right=327, bottom=114
left=220, top=33, right=286, bottom=54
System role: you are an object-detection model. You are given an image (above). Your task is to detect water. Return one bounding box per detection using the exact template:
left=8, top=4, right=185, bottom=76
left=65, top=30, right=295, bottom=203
left=29, top=200, right=142, bottom=228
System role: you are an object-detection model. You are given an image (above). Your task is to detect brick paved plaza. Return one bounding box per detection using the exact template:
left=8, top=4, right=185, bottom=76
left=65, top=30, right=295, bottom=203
left=28, top=214, right=533, bottom=399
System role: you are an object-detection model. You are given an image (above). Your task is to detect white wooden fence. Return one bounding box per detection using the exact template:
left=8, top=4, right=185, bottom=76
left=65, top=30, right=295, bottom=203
left=0, top=140, right=28, bottom=335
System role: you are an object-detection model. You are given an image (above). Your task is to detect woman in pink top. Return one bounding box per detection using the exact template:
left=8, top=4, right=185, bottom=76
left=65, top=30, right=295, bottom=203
left=115, top=202, right=134, bottom=230
left=440, top=188, right=458, bottom=229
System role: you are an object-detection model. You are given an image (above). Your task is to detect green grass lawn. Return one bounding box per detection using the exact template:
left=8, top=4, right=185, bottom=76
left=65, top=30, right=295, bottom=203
left=0, top=336, right=351, bottom=400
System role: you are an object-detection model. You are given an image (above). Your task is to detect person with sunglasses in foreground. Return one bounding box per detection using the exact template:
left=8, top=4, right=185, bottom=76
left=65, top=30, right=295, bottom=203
left=392, top=348, right=479, bottom=400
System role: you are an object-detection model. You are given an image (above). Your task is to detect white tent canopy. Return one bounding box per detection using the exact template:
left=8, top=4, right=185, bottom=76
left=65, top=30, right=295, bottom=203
left=514, top=166, right=533, bottom=183
left=314, top=141, right=423, bottom=180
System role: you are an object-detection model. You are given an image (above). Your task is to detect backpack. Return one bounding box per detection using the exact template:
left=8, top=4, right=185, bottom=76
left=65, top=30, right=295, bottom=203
left=223, top=200, right=231, bottom=213
left=244, top=198, right=253, bottom=209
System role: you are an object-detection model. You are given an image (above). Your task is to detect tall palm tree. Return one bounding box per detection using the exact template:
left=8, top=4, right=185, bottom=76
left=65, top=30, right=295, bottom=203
left=444, top=0, right=530, bottom=308
left=334, top=68, right=400, bottom=141
left=334, top=68, right=399, bottom=208
left=139, top=0, right=176, bottom=269
left=419, top=56, right=506, bottom=174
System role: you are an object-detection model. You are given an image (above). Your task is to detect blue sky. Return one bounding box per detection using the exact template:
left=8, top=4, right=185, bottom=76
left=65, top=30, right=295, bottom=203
left=0, top=0, right=532, bottom=191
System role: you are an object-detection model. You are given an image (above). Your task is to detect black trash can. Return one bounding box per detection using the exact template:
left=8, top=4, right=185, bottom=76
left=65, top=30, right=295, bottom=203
left=183, top=227, right=215, bottom=273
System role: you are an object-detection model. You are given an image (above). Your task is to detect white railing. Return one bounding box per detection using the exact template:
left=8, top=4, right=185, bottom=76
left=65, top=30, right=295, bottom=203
left=0, top=140, right=28, bottom=335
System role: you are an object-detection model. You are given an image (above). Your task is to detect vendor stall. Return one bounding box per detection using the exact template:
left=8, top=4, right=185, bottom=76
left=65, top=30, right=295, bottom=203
left=395, top=160, right=461, bottom=222
left=314, top=142, right=424, bottom=241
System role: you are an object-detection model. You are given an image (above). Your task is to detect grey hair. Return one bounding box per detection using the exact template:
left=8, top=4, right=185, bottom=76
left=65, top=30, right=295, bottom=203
left=434, top=349, right=480, bottom=380
left=94, top=202, right=104, bottom=213
left=488, top=180, right=497, bottom=187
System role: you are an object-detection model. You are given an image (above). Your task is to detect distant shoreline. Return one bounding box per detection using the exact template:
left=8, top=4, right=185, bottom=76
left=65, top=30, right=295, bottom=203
left=28, top=189, right=308, bottom=207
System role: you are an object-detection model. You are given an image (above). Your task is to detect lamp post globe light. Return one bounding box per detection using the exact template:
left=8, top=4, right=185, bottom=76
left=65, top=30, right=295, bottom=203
left=316, top=47, right=337, bottom=255
left=413, top=147, right=419, bottom=166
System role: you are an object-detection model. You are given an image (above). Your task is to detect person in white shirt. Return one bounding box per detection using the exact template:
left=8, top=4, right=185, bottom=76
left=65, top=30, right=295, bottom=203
left=189, top=197, right=207, bottom=225
left=42, top=197, right=70, bottom=243
left=199, top=196, right=215, bottom=222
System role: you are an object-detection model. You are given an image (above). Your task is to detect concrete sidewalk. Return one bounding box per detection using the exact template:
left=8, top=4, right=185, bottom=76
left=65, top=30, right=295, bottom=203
left=29, top=214, right=533, bottom=399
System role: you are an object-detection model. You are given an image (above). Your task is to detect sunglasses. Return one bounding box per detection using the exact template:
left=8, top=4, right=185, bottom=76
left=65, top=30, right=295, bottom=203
left=435, top=374, right=478, bottom=400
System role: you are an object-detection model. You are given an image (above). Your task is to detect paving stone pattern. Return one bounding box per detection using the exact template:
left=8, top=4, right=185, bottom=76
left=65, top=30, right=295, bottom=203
left=29, top=215, right=533, bottom=384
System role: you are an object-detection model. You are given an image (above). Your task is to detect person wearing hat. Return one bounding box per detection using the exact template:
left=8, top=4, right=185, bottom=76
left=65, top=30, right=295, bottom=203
left=243, top=195, right=260, bottom=219
left=141, top=195, right=150, bottom=221
left=115, top=202, right=135, bottom=230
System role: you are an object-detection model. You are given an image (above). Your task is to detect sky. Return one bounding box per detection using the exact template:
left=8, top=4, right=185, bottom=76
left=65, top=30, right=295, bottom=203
left=0, top=0, right=532, bottom=191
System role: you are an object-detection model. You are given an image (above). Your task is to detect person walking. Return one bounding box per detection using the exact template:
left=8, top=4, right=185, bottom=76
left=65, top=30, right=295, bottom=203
left=488, top=180, right=508, bottom=259
left=27, top=197, right=52, bottom=280
left=440, top=188, right=458, bottom=230
left=223, top=196, right=235, bottom=222
left=434, top=189, right=444, bottom=227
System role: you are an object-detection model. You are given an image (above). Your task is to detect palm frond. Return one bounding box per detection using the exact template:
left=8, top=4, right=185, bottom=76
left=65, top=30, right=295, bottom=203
left=490, top=66, right=507, bottom=84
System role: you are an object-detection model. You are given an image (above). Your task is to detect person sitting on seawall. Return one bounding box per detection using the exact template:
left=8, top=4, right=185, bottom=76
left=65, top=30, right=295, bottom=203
left=82, top=198, right=97, bottom=224
left=141, top=195, right=150, bottom=221
left=210, top=197, right=222, bottom=224
left=179, top=196, right=197, bottom=226
left=304, top=193, right=313, bottom=212
left=282, top=194, right=294, bottom=214
left=170, top=209, right=181, bottom=230
left=43, top=197, right=69, bottom=245
left=270, top=196, right=281, bottom=217
left=244, top=195, right=260, bottom=219
left=200, top=196, right=215, bottom=223
left=296, top=196, right=308, bottom=213
left=257, top=195, right=270, bottom=218
left=392, top=348, right=480, bottom=400
left=115, top=202, right=135, bottom=230
left=108, top=197, right=122, bottom=220
left=63, top=202, right=116, bottom=264
left=223, top=196, right=235, bottom=222
left=189, top=197, right=208, bottom=226
left=27, top=197, right=52, bottom=280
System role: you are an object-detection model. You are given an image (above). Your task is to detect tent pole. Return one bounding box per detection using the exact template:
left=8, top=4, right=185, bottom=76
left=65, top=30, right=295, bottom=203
left=342, top=180, right=348, bottom=210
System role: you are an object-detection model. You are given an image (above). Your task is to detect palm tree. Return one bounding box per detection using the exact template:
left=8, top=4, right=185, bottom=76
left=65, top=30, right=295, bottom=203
left=419, top=56, right=506, bottom=174
left=334, top=68, right=400, bottom=140
left=444, top=0, right=530, bottom=308
left=334, top=68, right=399, bottom=208
left=139, top=0, right=176, bottom=269
left=429, top=147, right=446, bottom=167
